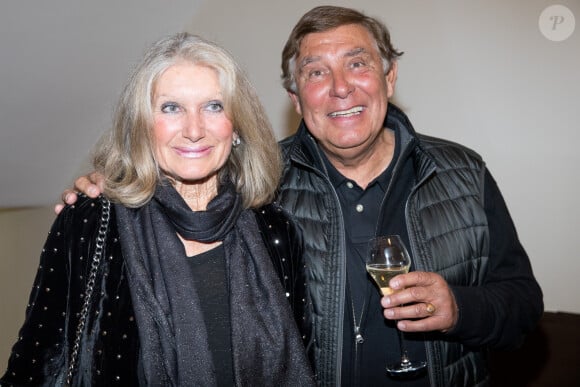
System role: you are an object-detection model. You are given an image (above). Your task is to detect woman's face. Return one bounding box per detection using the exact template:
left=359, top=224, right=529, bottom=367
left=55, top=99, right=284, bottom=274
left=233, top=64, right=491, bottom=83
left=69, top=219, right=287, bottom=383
left=152, top=62, right=235, bottom=185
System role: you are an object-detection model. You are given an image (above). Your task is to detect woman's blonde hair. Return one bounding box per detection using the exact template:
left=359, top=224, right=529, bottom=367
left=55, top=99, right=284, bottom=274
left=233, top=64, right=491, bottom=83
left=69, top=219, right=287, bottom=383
left=93, top=32, right=281, bottom=208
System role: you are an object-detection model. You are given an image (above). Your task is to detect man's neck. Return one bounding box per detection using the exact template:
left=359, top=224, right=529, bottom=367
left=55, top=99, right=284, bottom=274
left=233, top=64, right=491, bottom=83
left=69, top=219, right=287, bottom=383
left=325, top=129, right=396, bottom=189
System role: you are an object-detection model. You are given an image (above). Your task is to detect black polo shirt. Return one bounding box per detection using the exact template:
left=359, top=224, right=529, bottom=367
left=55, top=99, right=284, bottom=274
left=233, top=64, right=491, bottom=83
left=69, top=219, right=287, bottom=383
left=322, top=130, right=429, bottom=386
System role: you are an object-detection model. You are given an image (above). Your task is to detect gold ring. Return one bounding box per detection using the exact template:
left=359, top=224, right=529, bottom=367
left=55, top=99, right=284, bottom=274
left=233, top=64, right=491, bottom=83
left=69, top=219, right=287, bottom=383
left=426, top=303, right=436, bottom=314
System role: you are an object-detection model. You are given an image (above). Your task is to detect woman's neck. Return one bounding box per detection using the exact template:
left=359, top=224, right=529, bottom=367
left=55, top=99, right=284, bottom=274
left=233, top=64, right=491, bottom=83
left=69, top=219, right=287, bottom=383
left=173, top=176, right=219, bottom=212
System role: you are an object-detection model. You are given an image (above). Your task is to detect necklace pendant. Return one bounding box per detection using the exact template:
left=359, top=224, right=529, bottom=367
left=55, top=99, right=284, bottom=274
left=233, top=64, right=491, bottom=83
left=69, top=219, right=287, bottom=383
left=354, top=326, right=364, bottom=344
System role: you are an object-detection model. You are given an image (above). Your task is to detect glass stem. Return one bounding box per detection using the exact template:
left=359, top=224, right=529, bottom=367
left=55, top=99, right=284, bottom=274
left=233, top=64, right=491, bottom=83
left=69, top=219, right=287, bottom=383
left=396, top=327, right=411, bottom=367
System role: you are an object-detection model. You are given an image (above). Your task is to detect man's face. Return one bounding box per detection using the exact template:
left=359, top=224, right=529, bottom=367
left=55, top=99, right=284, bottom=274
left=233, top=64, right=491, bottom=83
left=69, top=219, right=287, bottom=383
left=289, top=24, right=397, bottom=164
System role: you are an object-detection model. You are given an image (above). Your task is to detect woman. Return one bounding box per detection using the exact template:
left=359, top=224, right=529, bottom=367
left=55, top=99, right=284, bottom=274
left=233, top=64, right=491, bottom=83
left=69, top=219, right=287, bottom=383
left=1, top=33, right=313, bottom=386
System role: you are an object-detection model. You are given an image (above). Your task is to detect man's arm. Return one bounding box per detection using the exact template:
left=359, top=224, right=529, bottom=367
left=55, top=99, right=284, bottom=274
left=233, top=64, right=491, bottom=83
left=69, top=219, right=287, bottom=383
left=443, top=170, right=543, bottom=349
left=381, top=169, right=543, bottom=349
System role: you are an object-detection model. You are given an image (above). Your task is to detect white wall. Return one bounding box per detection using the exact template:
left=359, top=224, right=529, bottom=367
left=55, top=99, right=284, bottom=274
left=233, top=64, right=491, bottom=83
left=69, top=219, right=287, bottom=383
left=187, top=0, right=580, bottom=312
left=0, top=208, right=55, bottom=370
left=1, top=0, right=578, bottom=371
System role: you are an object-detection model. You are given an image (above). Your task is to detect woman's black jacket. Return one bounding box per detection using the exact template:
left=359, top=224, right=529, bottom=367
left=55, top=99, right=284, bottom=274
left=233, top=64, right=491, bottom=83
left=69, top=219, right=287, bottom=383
left=0, top=196, right=308, bottom=386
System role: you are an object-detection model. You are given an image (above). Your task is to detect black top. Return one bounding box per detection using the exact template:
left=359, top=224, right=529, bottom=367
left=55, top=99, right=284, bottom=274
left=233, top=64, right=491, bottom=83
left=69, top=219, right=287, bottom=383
left=323, top=131, right=429, bottom=386
left=187, top=244, right=234, bottom=386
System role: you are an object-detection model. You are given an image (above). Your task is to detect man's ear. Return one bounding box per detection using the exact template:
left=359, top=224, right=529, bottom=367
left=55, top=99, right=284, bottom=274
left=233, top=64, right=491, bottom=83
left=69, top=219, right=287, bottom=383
left=385, top=61, right=398, bottom=98
left=288, top=91, right=302, bottom=116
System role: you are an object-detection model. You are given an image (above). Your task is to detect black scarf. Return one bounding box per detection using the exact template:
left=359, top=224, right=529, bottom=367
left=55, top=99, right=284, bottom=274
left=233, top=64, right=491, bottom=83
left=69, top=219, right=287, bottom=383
left=115, top=182, right=314, bottom=386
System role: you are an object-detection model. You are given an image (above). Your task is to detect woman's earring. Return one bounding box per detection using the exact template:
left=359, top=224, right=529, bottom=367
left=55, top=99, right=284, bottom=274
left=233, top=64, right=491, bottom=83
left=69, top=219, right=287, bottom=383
left=232, top=136, right=241, bottom=147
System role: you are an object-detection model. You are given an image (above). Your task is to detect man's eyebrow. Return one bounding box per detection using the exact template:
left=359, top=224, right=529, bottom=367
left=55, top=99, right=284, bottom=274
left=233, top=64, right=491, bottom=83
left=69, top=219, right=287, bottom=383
left=298, top=55, right=321, bottom=70
left=300, top=47, right=369, bottom=66
left=297, top=47, right=371, bottom=73
left=345, top=47, right=367, bottom=57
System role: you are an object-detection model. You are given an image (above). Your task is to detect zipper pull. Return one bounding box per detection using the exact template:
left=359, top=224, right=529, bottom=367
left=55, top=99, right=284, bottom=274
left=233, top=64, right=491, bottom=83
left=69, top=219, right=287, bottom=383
left=354, top=326, right=364, bottom=344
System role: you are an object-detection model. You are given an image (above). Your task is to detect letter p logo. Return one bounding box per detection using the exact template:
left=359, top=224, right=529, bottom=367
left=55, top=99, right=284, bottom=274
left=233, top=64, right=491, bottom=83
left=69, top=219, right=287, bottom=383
left=539, top=5, right=575, bottom=42
left=550, top=15, right=565, bottom=30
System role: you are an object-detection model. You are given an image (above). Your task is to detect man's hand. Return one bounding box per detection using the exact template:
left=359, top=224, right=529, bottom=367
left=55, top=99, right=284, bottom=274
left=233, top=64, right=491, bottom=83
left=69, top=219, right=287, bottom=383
left=54, top=172, right=105, bottom=214
left=380, top=271, right=458, bottom=333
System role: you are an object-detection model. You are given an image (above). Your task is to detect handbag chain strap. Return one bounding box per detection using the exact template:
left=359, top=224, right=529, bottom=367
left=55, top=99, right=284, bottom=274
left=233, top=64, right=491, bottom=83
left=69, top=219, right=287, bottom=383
left=65, top=195, right=111, bottom=386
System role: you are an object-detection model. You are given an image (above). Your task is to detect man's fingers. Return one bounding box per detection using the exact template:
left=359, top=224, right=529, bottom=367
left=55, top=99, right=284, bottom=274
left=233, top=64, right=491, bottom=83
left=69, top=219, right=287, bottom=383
left=381, top=271, right=459, bottom=332
left=54, top=203, right=65, bottom=215
left=75, top=176, right=100, bottom=198
left=88, top=172, right=106, bottom=191
left=54, top=189, right=79, bottom=215
left=62, top=190, right=77, bottom=204
left=55, top=173, right=104, bottom=215
left=390, top=271, right=434, bottom=290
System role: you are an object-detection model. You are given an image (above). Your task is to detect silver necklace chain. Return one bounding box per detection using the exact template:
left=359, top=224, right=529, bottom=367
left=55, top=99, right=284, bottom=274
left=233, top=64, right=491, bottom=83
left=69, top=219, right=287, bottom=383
left=352, top=296, right=365, bottom=344
left=347, top=275, right=366, bottom=345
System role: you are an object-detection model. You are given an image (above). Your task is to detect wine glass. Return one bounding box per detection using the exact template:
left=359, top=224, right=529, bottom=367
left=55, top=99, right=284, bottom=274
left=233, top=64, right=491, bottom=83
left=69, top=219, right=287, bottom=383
left=366, top=235, right=427, bottom=376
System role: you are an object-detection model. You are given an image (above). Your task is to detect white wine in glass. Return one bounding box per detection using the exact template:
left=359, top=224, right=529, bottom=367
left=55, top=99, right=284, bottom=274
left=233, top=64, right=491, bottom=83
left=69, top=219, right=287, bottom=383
left=367, top=235, right=427, bottom=377
left=366, top=264, right=409, bottom=296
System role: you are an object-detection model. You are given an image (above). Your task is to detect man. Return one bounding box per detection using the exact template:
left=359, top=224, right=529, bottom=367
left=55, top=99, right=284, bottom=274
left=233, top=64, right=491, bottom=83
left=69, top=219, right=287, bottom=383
left=59, top=6, right=543, bottom=386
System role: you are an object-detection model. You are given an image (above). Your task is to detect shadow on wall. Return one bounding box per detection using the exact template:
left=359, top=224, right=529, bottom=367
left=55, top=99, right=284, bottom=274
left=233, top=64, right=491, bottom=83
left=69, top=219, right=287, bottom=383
left=280, top=104, right=302, bottom=139
left=490, top=312, right=580, bottom=386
